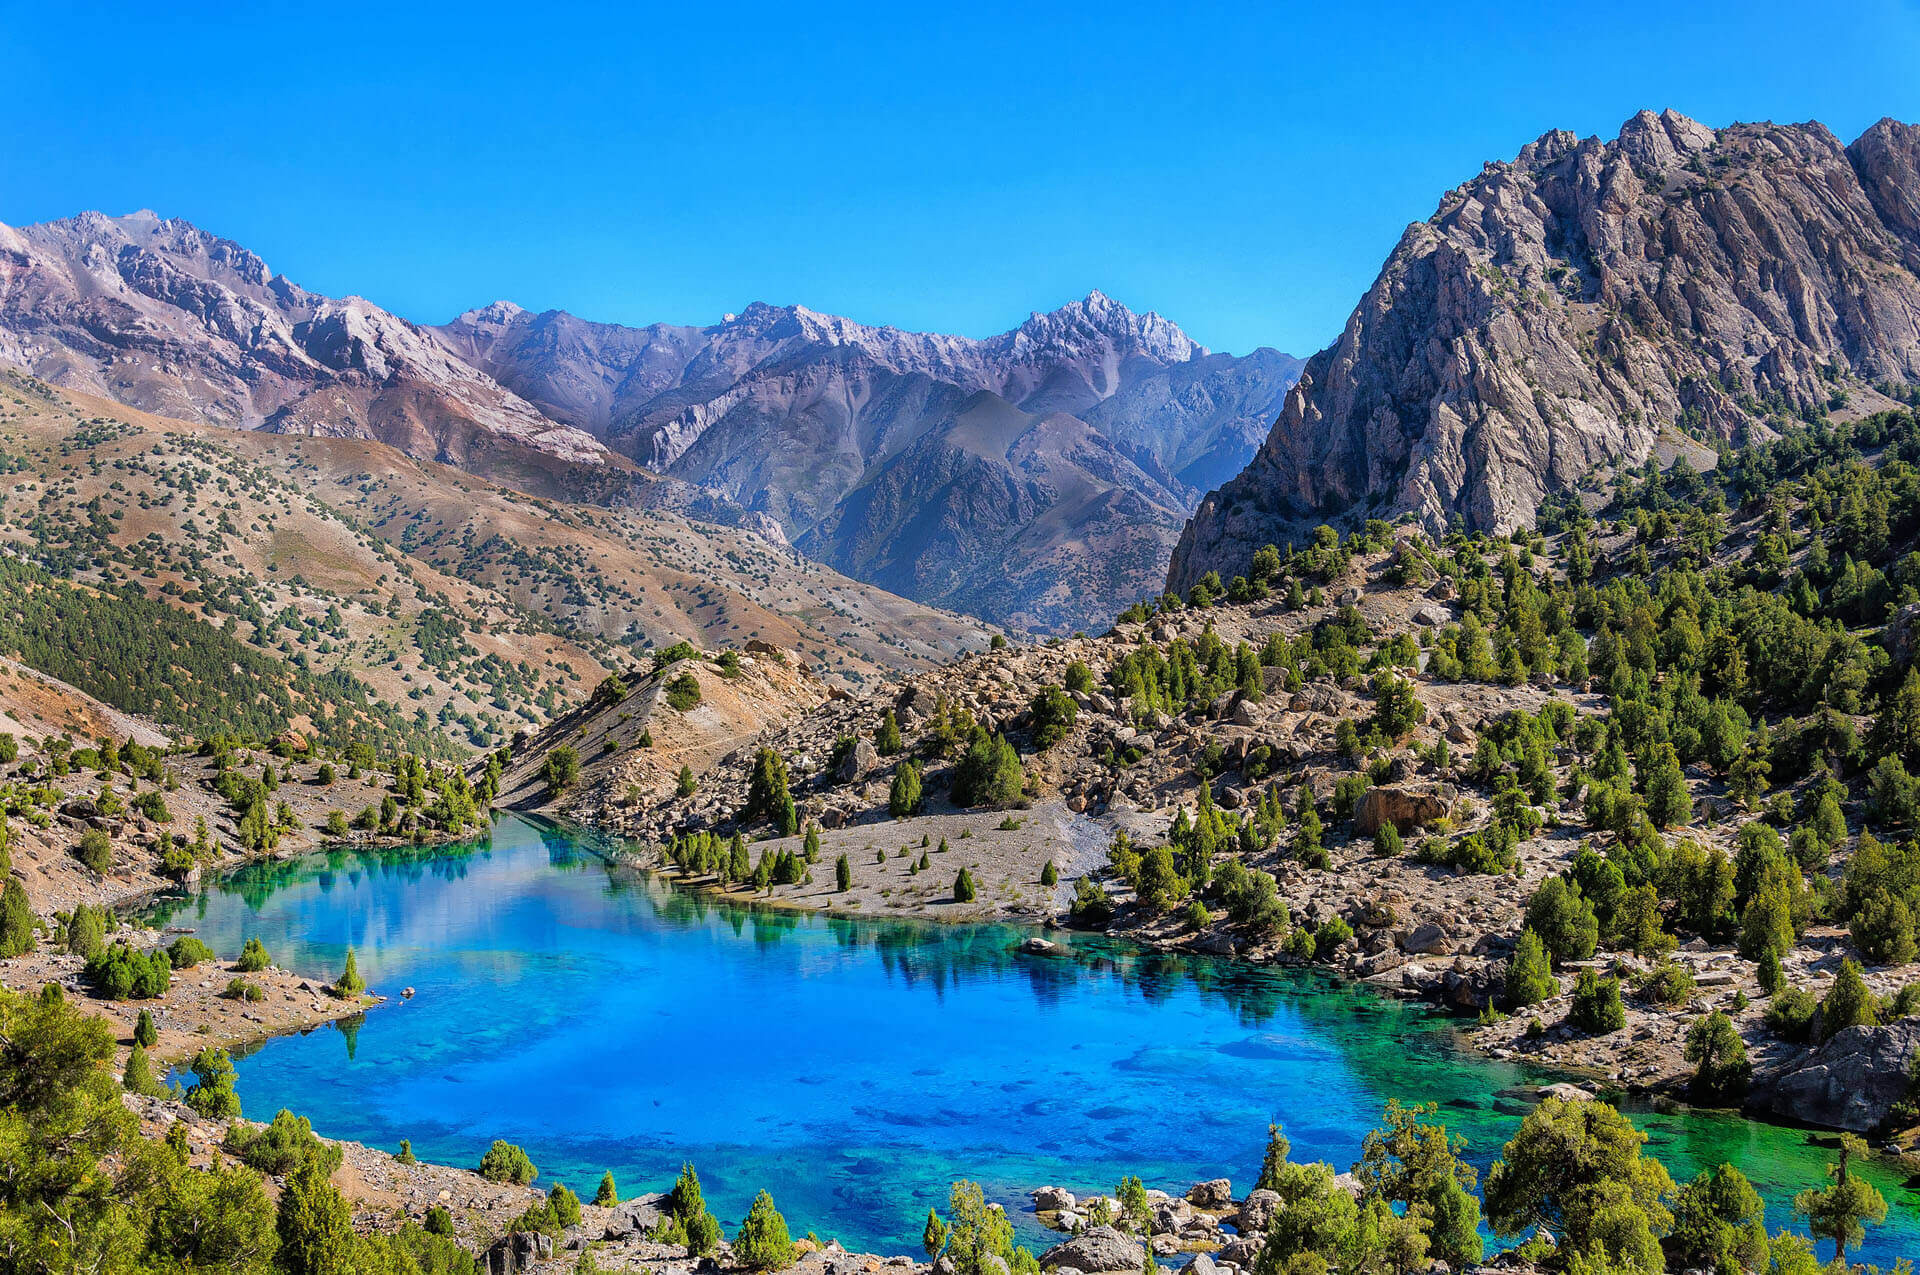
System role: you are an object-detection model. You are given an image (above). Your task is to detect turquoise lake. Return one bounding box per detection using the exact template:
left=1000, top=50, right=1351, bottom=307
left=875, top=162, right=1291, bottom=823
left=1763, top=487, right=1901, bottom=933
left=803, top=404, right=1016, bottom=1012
left=141, top=815, right=1918, bottom=1263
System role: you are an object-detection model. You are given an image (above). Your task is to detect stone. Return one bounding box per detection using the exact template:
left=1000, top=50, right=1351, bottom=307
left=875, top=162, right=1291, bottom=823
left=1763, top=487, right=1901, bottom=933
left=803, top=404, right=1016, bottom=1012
left=1765, top=1020, right=1920, bottom=1132
left=837, top=740, right=879, bottom=782
left=1230, top=1189, right=1280, bottom=1234
left=1352, top=784, right=1453, bottom=835
left=484, top=1231, right=553, bottom=1275
left=1397, top=922, right=1453, bottom=955
left=1537, top=1083, right=1593, bottom=1103
left=1031, top=1186, right=1076, bottom=1212
left=1038, top=1227, right=1147, bottom=1274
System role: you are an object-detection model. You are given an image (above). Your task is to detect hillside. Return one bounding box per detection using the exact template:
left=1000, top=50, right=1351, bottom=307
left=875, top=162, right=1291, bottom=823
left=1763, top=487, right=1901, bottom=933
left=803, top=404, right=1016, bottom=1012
left=0, top=372, right=991, bottom=757
left=1171, top=111, right=1920, bottom=591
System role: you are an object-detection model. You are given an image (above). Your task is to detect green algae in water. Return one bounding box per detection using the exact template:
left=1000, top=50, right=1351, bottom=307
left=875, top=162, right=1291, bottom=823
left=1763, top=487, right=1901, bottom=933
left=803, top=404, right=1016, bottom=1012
left=141, top=816, right=1919, bottom=1262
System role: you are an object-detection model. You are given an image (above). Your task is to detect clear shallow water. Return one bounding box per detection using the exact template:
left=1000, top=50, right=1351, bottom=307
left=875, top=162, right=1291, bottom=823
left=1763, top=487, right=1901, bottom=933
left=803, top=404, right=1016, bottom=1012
left=142, top=815, right=1918, bottom=1262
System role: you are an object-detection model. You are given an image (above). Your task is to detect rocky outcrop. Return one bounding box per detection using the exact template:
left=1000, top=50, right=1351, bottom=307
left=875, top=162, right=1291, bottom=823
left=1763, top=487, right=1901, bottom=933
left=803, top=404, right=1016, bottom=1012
left=1764, top=1019, right=1920, bottom=1132
left=1170, top=111, right=1920, bottom=589
left=1038, top=1226, right=1146, bottom=1274
left=1352, top=784, right=1454, bottom=835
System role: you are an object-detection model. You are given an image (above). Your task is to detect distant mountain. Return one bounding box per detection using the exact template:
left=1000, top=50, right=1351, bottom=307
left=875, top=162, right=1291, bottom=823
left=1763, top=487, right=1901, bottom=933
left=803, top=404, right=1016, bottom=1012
left=0, top=209, right=1297, bottom=631
left=1170, top=110, right=1920, bottom=590
left=438, top=292, right=1301, bottom=629
left=0, top=211, right=610, bottom=482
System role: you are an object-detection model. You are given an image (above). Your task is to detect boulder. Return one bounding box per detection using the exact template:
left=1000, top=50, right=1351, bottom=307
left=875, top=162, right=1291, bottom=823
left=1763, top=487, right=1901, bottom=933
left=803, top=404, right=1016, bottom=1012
left=1230, top=1189, right=1280, bottom=1234
left=1352, top=784, right=1454, bottom=836
left=1189, top=1253, right=1222, bottom=1275
left=1765, top=1020, right=1920, bottom=1132
left=1396, top=922, right=1453, bottom=955
left=1217, top=1237, right=1262, bottom=1266
left=1031, top=1185, right=1076, bottom=1212
left=601, top=1192, right=669, bottom=1240
left=1039, top=1226, right=1146, bottom=1273
left=838, top=740, right=879, bottom=782
left=484, top=1231, right=553, bottom=1275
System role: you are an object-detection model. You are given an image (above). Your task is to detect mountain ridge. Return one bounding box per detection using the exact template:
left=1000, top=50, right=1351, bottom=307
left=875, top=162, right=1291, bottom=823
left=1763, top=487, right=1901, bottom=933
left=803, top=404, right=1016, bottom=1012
left=1169, top=109, right=1920, bottom=590
left=439, top=291, right=1300, bottom=628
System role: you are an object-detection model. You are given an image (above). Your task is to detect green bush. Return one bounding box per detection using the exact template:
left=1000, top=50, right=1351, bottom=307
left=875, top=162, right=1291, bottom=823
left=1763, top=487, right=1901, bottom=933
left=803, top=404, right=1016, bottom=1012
left=952, top=734, right=1024, bottom=808
left=664, top=673, right=702, bottom=712
left=735, top=1189, right=797, bottom=1270
left=222, top=977, right=265, bottom=1002
left=84, top=942, right=170, bottom=1000
left=953, top=869, right=976, bottom=902
left=1569, top=970, right=1626, bottom=1034
left=77, top=828, right=112, bottom=875
left=1765, top=986, right=1818, bottom=1042
left=235, top=937, right=271, bottom=972
left=1314, top=916, right=1353, bottom=960
left=1504, top=929, right=1557, bottom=1008
left=225, top=1109, right=344, bottom=1177
left=477, top=1139, right=537, bottom=1185
left=1028, top=686, right=1078, bottom=750
left=166, top=936, right=215, bottom=969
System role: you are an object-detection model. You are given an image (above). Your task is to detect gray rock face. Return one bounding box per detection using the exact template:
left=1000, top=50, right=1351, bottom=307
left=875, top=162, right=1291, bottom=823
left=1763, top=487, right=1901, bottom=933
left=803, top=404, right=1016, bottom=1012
left=1038, top=1226, right=1146, bottom=1274
left=1352, top=784, right=1454, bottom=835
left=1229, top=1188, right=1281, bottom=1234
left=1170, top=111, right=1920, bottom=590
left=1765, top=1019, right=1920, bottom=1132
left=439, top=293, right=1302, bottom=631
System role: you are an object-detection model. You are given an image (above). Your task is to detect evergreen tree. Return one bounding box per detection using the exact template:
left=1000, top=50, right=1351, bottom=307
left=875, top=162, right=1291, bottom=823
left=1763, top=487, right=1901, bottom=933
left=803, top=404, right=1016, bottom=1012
left=134, top=1007, right=158, bottom=1048
left=1254, top=1122, right=1292, bottom=1192
left=735, top=1189, right=797, bottom=1270
left=923, top=1207, right=950, bottom=1259
left=890, top=760, right=923, bottom=818
left=335, top=948, right=365, bottom=998
left=595, top=1170, right=618, bottom=1206
left=0, top=878, right=33, bottom=957
left=122, top=1042, right=162, bottom=1097
left=1671, top=1163, right=1769, bottom=1275
left=954, top=869, right=976, bottom=902
left=876, top=710, right=903, bottom=755
left=677, top=765, right=697, bottom=797
left=277, top=1159, right=356, bottom=1275
left=1569, top=970, right=1626, bottom=1034
left=1041, top=860, right=1059, bottom=887
left=1684, top=1010, right=1752, bottom=1101
left=1757, top=944, right=1786, bottom=996
left=1793, top=1134, right=1887, bottom=1263
left=835, top=854, right=852, bottom=892
left=1504, top=928, right=1557, bottom=1008
left=1819, top=958, right=1875, bottom=1041
left=1644, top=745, right=1692, bottom=829
left=184, top=1047, right=241, bottom=1119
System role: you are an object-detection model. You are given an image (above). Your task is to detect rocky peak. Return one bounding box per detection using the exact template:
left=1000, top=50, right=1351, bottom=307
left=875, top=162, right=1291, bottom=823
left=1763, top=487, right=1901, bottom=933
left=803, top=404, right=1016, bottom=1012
left=1169, top=111, right=1920, bottom=591
left=1005, top=290, right=1205, bottom=365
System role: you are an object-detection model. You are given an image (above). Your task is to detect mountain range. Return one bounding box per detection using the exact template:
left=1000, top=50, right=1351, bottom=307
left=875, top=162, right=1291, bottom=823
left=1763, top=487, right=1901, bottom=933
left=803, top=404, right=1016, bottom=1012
left=1171, top=110, right=1920, bottom=589
left=0, top=210, right=1298, bottom=632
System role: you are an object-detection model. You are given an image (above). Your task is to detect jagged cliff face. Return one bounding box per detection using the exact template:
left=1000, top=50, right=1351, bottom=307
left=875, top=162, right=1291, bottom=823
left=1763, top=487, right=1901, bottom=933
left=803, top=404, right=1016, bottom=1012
left=0, top=212, right=609, bottom=473
left=440, top=292, right=1301, bottom=630
left=1170, top=111, right=1920, bottom=589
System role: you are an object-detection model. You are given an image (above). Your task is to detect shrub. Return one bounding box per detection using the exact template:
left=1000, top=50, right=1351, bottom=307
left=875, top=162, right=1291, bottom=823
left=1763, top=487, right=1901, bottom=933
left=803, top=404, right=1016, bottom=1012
left=542, top=746, right=580, bottom=797
left=0, top=879, right=30, bottom=957
left=477, top=1139, right=537, bottom=1185
left=1684, top=1012, right=1752, bottom=1101
left=1070, top=877, right=1113, bottom=925
left=1634, top=962, right=1696, bottom=1007
left=1314, top=916, right=1353, bottom=960
left=1372, top=821, right=1403, bottom=856
left=835, top=854, right=852, bottom=892
left=77, top=828, right=112, bottom=875
left=235, top=937, right=271, bottom=972
left=664, top=673, right=702, bottom=711
left=166, top=935, right=215, bottom=969
left=952, top=734, right=1024, bottom=808
left=225, top=1109, right=344, bottom=1177
left=223, top=977, right=265, bottom=1002
left=1765, top=986, right=1818, bottom=1042
left=85, top=941, right=171, bottom=1000
left=1569, top=970, right=1626, bottom=1034
left=735, top=1190, right=797, bottom=1270
left=953, top=869, right=976, bottom=902
left=1040, top=860, right=1059, bottom=887
left=595, top=1171, right=618, bottom=1206
left=1504, top=929, right=1557, bottom=1008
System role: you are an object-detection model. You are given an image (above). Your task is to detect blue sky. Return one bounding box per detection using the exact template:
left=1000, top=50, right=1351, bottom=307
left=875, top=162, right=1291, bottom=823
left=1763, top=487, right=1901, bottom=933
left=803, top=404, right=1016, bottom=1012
left=3, top=1, right=1919, bottom=356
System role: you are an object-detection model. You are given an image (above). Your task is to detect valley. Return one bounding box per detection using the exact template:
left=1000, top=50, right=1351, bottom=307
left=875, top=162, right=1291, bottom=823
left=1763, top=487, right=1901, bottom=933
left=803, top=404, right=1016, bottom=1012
left=2, top=100, right=1920, bottom=1275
